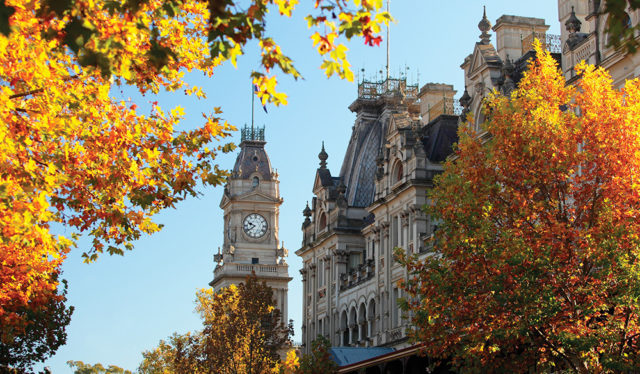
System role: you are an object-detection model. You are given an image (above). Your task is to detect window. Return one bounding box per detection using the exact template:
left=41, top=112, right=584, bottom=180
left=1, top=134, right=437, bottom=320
left=392, top=287, right=399, bottom=327
left=252, top=176, right=259, bottom=187
left=318, top=212, right=327, bottom=230
left=396, top=163, right=403, bottom=182
left=318, top=259, right=324, bottom=286
left=252, top=257, right=259, bottom=264
left=392, top=216, right=399, bottom=247
left=349, top=252, right=362, bottom=270
left=391, top=160, right=403, bottom=184
left=605, top=13, right=632, bottom=47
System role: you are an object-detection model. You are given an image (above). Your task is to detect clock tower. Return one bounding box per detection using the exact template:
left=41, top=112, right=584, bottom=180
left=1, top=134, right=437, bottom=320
left=210, top=125, right=291, bottom=323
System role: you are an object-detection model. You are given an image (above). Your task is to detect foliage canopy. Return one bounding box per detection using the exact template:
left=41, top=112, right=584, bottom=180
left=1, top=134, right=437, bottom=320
left=139, top=274, right=293, bottom=374
left=0, top=0, right=389, bottom=353
left=399, top=43, right=640, bottom=373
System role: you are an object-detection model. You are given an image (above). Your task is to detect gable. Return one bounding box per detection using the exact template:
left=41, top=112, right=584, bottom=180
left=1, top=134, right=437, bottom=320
left=313, top=168, right=334, bottom=193
left=468, top=43, right=502, bottom=77
left=469, top=46, right=485, bottom=74
left=223, top=190, right=280, bottom=206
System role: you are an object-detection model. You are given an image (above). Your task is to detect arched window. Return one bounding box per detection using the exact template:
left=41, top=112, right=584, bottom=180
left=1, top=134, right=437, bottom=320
left=605, top=13, right=632, bottom=47
left=395, top=163, right=403, bottom=183
left=318, top=212, right=327, bottom=230
left=252, top=176, right=259, bottom=187
left=392, top=161, right=403, bottom=184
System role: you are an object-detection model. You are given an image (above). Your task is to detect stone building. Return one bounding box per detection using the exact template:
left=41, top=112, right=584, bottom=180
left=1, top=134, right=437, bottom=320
left=210, top=126, right=291, bottom=323
left=295, top=1, right=640, bottom=372
left=296, top=76, right=460, bottom=355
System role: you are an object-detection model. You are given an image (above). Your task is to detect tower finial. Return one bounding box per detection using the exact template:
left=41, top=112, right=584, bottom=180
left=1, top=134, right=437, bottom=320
left=478, top=6, right=492, bottom=44
left=318, top=141, right=328, bottom=169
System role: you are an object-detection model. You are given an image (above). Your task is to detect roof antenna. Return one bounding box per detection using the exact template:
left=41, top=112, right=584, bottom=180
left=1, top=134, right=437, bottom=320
left=385, top=0, right=390, bottom=80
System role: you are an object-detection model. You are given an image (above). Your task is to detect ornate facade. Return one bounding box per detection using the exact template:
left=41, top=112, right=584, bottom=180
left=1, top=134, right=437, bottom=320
left=210, top=126, right=291, bottom=323
left=296, top=0, right=640, bottom=369
left=296, top=78, right=459, bottom=352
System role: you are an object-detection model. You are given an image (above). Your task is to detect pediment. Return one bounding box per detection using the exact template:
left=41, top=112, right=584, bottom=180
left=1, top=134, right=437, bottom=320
left=313, top=173, right=324, bottom=192
left=386, top=115, right=399, bottom=137
left=221, top=190, right=280, bottom=209
left=236, top=190, right=279, bottom=203
left=220, top=193, right=231, bottom=209
left=468, top=43, right=501, bottom=76
left=386, top=113, right=411, bottom=137
left=469, top=46, right=486, bottom=75
left=313, top=168, right=334, bottom=193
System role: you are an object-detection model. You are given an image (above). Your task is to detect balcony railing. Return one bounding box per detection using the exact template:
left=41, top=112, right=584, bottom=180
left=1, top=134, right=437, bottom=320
left=214, top=262, right=281, bottom=277
left=358, top=77, right=418, bottom=100
left=385, top=327, right=404, bottom=342
left=521, top=33, right=562, bottom=55
left=339, top=259, right=375, bottom=291
left=427, top=97, right=462, bottom=122
left=241, top=125, right=265, bottom=141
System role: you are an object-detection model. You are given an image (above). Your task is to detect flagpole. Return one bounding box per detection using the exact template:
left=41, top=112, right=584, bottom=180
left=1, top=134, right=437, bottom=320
left=251, top=82, right=255, bottom=135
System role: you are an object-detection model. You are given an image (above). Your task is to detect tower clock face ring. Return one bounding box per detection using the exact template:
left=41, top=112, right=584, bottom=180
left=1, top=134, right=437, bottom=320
left=243, top=213, right=268, bottom=238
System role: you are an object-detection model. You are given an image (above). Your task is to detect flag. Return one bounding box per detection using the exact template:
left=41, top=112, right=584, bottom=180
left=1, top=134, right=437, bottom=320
left=254, top=84, right=268, bottom=114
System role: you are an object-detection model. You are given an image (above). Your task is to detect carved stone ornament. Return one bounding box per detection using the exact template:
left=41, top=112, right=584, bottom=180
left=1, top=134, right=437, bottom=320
left=474, top=81, right=485, bottom=97
left=322, top=254, right=332, bottom=268
left=333, top=248, right=348, bottom=263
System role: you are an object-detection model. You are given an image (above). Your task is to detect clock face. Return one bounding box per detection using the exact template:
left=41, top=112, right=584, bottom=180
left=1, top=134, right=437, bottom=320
left=243, top=213, right=268, bottom=238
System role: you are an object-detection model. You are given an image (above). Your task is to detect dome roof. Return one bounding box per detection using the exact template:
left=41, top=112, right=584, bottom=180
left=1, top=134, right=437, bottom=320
left=232, top=140, right=273, bottom=180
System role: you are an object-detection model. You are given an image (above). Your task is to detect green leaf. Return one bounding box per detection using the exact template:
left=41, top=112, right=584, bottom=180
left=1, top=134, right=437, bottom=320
left=0, top=0, right=15, bottom=37
left=63, top=17, right=96, bottom=54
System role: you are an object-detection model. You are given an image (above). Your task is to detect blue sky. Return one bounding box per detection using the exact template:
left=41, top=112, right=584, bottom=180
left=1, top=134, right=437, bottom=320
left=41, top=1, right=561, bottom=372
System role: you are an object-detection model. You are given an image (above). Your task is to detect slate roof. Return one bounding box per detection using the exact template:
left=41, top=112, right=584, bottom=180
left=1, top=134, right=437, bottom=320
left=339, top=119, right=386, bottom=208
left=423, top=115, right=459, bottom=162
left=232, top=140, right=273, bottom=180
left=476, top=42, right=503, bottom=68
left=316, top=168, right=334, bottom=187
left=329, top=347, right=395, bottom=367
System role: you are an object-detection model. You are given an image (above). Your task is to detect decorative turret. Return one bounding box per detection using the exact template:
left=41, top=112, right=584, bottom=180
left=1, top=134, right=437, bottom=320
left=302, top=202, right=311, bottom=227
left=565, top=6, right=581, bottom=34
left=478, top=6, right=492, bottom=44
left=501, top=56, right=515, bottom=94
left=318, top=141, right=328, bottom=169
left=459, top=88, right=471, bottom=110
left=564, top=6, right=587, bottom=50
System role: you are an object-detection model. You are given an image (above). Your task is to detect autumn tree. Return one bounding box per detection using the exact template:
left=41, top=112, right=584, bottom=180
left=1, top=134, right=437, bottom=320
left=296, top=336, right=337, bottom=374
left=399, top=43, right=640, bottom=373
left=0, top=276, right=73, bottom=374
left=0, top=0, right=390, bottom=353
left=68, top=361, right=133, bottom=374
left=603, top=0, right=640, bottom=53
left=139, top=274, right=293, bottom=374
